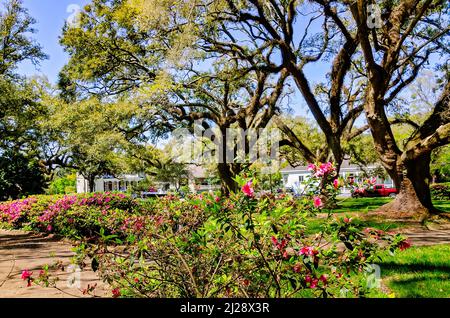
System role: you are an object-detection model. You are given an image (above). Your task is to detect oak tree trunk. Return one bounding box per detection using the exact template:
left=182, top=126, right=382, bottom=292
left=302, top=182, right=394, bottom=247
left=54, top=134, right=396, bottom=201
left=217, top=162, right=241, bottom=195
left=375, top=153, right=436, bottom=220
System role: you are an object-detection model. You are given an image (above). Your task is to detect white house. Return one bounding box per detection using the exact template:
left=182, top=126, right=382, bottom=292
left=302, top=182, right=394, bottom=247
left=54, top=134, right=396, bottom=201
left=76, top=165, right=220, bottom=194
left=281, top=160, right=394, bottom=194
left=76, top=174, right=145, bottom=193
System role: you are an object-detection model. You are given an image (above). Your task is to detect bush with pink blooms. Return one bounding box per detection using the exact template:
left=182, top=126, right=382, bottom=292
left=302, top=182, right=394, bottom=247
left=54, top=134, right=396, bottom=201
left=70, top=166, right=408, bottom=298
left=0, top=163, right=411, bottom=298
left=0, top=192, right=136, bottom=240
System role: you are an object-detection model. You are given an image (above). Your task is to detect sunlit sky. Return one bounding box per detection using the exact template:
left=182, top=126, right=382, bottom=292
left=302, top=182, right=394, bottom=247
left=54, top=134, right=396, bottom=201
left=14, top=0, right=436, bottom=119
left=16, top=0, right=332, bottom=117
left=18, top=0, right=90, bottom=83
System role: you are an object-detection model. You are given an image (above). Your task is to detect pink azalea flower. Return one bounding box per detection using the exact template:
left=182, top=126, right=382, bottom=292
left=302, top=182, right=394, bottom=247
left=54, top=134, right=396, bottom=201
left=333, top=179, right=339, bottom=189
left=242, top=181, right=254, bottom=197
left=307, top=163, right=316, bottom=171
left=299, top=246, right=319, bottom=256
left=310, top=278, right=319, bottom=289
left=313, top=196, right=323, bottom=208
left=21, top=270, right=33, bottom=280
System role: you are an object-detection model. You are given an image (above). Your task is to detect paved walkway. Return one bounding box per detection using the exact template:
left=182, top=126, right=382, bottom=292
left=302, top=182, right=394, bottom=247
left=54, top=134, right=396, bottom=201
left=396, top=223, right=450, bottom=246
left=0, top=229, right=109, bottom=298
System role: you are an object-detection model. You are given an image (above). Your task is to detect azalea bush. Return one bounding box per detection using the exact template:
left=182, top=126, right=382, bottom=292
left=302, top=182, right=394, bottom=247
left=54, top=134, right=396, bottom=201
left=70, top=163, right=409, bottom=298
left=0, top=162, right=411, bottom=298
left=0, top=192, right=136, bottom=240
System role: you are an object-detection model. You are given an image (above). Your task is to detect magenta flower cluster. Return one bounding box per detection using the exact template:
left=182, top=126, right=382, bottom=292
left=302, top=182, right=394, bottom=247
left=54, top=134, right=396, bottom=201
left=307, top=162, right=335, bottom=177
left=0, top=197, right=37, bottom=223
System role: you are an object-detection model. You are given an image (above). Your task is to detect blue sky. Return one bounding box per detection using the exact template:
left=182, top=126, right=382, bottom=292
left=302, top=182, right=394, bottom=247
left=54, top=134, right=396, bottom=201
left=18, top=0, right=89, bottom=83
left=15, top=0, right=334, bottom=117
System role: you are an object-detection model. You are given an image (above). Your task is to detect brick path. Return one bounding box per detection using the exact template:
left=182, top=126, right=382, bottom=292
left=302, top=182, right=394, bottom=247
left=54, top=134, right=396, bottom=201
left=0, top=229, right=110, bottom=298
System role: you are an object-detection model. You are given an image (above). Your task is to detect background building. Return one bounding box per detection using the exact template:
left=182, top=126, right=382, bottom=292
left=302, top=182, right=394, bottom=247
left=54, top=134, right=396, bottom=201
left=281, top=160, right=395, bottom=194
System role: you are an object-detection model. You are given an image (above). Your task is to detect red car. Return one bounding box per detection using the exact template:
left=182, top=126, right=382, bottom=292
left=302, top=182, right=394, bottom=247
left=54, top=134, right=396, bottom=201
left=352, top=184, right=398, bottom=198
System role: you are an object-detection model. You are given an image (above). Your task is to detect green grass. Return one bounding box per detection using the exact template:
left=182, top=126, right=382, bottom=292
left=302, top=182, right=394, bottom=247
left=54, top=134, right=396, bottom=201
left=304, top=217, right=406, bottom=235
left=331, top=198, right=450, bottom=213
left=375, top=245, right=450, bottom=298
left=434, top=200, right=450, bottom=212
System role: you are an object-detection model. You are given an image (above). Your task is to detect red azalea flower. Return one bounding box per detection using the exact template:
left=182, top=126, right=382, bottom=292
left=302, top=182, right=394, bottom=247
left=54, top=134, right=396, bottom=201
left=112, top=288, right=121, bottom=298
left=399, top=239, right=412, bottom=251
left=215, top=196, right=220, bottom=203
left=242, top=181, right=254, bottom=197
left=271, top=236, right=278, bottom=245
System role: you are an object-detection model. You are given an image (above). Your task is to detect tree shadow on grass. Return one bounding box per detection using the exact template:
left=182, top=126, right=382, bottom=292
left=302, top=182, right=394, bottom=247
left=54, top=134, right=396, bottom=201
left=377, top=262, right=450, bottom=298
left=379, top=262, right=450, bottom=273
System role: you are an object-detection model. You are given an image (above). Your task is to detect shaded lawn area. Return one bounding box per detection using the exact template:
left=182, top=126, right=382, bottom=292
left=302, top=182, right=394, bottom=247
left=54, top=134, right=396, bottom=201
left=306, top=198, right=450, bottom=298
left=331, top=197, right=450, bottom=213
left=304, top=217, right=406, bottom=236
left=375, top=245, right=450, bottom=298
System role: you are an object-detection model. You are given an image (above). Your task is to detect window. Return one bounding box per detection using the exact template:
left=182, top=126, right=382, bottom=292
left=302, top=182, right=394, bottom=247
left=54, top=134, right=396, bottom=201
left=375, top=185, right=382, bottom=190
left=298, top=175, right=304, bottom=182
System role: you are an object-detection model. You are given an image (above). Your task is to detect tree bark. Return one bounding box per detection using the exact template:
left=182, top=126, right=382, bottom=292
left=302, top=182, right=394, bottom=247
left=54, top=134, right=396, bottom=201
left=217, top=162, right=240, bottom=195
left=376, top=152, right=435, bottom=220
left=88, top=175, right=96, bottom=193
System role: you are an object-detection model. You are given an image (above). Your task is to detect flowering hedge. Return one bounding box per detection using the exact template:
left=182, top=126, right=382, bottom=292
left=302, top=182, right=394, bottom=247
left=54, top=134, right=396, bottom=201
left=0, top=162, right=411, bottom=298
left=0, top=192, right=137, bottom=240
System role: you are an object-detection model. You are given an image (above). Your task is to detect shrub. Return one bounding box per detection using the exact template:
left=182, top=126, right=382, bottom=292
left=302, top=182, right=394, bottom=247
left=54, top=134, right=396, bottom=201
left=430, top=183, right=450, bottom=200
left=73, top=164, right=408, bottom=298
left=0, top=163, right=410, bottom=298
left=0, top=192, right=136, bottom=239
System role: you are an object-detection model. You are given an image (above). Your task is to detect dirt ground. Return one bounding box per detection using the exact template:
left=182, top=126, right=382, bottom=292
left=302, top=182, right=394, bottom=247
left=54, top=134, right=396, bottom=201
left=0, top=229, right=110, bottom=298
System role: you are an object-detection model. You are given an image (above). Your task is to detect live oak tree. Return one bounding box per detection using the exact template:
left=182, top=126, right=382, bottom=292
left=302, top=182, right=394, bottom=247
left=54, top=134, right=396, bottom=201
left=42, top=96, right=151, bottom=192
left=200, top=0, right=449, bottom=217
left=346, top=0, right=449, bottom=218
left=0, top=0, right=48, bottom=198
left=0, top=0, right=47, bottom=78
left=177, top=0, right=370, bottom=175
left=60, top=0, right=291, bottom=193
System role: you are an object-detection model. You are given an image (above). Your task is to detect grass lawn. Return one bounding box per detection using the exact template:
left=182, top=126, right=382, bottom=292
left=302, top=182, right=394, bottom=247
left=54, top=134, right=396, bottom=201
left=375, top=245, right=450, bottom=298
left=331, top=197, right=450, bottom=213
left=308, top=197, right=450, bottom=298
